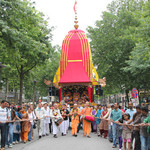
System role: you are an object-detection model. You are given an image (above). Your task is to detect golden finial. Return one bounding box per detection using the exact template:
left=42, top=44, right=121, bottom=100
left=73, top=0, right=79, bottom=29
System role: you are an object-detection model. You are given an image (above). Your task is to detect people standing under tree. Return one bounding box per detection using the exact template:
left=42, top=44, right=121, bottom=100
left=142, top=111, right=150, bottom=150
left=127, top=105, right=142, bottom=150
left=43, top=103, right=50, bottom=136
left=60, top=104, right=70, bottom=136
left=5, top=102, right=16, bottom=148
left=70, top=104, right=80, bottom=137
left=0, top=100, right=9, bottom=150
left=99, top=105, right=108, bottom=138
left=13, top=107, right=22, bottom=144
left=133, top=106, right=149, bottom=150
left=81, top=102, right=92, bottom=138
left=50, top=103, right=62, bottom=138
left=95, top=104, right=103, bottom=136
left=30, top=104, right=36, bottom=140
left=35, top=103, right=45, bottom=139
left=20, top=106, right=29, bottom=143
left=110, top=102, right=123, bottom=148
left=122, top=113, right=132, bottom=150
left=27, top=107, right=36, bottom=141
left=108, top=105, right=114, bottom=143
left=125, top=102, right=136, bottom=120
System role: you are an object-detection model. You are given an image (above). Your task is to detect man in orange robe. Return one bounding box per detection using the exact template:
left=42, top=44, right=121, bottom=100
left=81, top=102, right=92, bottom=138
left=70, top=104, right=80, bottom=137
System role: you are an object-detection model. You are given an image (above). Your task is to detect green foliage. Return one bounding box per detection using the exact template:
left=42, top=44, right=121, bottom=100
left=87, top=0, right=150, bottom=95
left=24, top=46, right=61, bottom=99
left=0, top=0, right=55, bottom=104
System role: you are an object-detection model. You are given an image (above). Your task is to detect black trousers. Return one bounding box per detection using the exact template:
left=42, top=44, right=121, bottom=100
left=49, top=120, right=52, bottom=133
left=0, top=123, right=6, bottom=148
left=133, top=130, right=141, bottom=150
left=77, top=116, right=82, bottom=132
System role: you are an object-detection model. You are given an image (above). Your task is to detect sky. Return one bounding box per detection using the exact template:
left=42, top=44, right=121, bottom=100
left=32, top=0, right=113, bottom=46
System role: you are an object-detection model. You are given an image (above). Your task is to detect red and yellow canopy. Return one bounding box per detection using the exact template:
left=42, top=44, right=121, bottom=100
left=53, top=29, right=98, bottom=86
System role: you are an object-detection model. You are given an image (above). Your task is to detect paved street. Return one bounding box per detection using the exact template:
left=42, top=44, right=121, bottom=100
left=11, top=129, right=113, bottom=150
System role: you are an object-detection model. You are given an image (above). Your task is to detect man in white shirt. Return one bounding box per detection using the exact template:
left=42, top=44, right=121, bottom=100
left=35, top=103, right=45, bottom=139
left=43, top=103, right=50, bottom=136
left=50, top=103, right=62, bottom=138
left=0, top=100, right=9, bottom=150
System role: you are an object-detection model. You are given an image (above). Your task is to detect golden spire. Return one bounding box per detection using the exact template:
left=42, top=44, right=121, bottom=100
left=74, top=0, right=79, bottom=29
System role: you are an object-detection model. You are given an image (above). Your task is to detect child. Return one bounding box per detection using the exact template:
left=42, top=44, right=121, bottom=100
left=122, top=113, right=132, bottom=150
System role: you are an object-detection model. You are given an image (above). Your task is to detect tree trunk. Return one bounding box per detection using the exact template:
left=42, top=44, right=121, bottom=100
left=137, top=89, right=140, bottom=104
left=33, top=81, right=36, bottom=105
left=19, top=65, right=24, bottom=105
left=14, top=89, right=17, bottom=104
left=125, top=89, right=129, bottom=104
left=5, top=79, right=9, bottom=101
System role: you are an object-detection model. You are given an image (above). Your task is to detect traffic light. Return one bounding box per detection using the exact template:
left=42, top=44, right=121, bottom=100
left=56, top=89, right=60, bottom=97
left=95, top=85, right=103, bottom=96
left=95, top=85, right=99, bottom=95
left=99, top=89, right=103, bottom=96
left=49, top=86, right=56, bottom=96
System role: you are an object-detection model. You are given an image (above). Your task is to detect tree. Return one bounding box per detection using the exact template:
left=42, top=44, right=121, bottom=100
left=24, top=45, right=61, bottom=100
left=124, top=1, right=150, bottom=91
left=87, top=0, right=149, bottom=99
left=0, top=0, right=54, bottom=104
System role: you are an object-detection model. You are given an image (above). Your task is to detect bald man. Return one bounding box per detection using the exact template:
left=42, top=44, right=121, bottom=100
left=81, top=102, right=92, bottom=138
left=50, top=103, right=62, bottom=138
left=70, top=104, right=80, bottom=137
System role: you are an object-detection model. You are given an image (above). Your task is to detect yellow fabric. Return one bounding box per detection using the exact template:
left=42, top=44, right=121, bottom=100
left=92, top=64, right=99, bottom=81
left=70, top=108, right=80, bottom=135
left=21, top=131, right=28, bottom=142
left=53, top=66, right=60, bottom=85
left=91, top=64, right=99, bottom=85
left=92, top=78, right=98, bottom=85
left=83, top=119, right=91, bottom=136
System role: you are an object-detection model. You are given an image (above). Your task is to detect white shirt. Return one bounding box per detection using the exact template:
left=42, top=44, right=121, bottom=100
left=0, top=106, right=8, bottom=122
left=35, top=107, right=45, bottom=120
left=43, top=107, right=50, bottom=123
left=28, top=111, right=36, bottom=125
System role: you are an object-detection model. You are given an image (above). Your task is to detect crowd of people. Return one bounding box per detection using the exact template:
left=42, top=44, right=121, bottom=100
left=0, top=99, right=150, bottom=150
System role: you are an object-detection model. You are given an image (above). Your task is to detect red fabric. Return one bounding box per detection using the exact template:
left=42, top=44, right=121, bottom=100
left=85, top=116, right=94, bottom=122
left=67, top=33, right=82, bottom=60
left=102, top=111, right=107, bottom=116
left=88, top=87, right=91, bottom=102
left=92, top=87, right=94, bottom=102
left=60, top=29, right=91, bottom=84
left=60, top=88, right=62, bottom=102
left=59, top=62, right=91, bottom=83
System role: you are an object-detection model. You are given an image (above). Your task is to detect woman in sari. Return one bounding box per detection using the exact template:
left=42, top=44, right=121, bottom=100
left=20, top=107, right=29, bottom=143
left=99, top=105, right=108, bottom=138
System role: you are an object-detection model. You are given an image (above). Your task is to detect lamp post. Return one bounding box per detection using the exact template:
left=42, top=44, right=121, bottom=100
left=33, top=80, right=36, bottom=106
left=121, top=85, right=125, bottom=107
